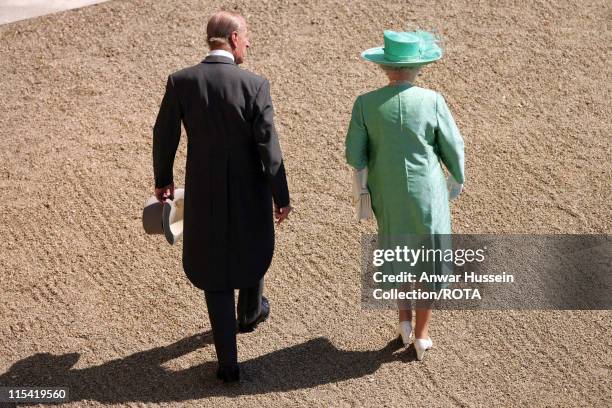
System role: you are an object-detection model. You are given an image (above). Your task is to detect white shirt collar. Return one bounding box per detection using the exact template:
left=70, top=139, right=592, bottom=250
left=207, top=49, right=235, bottom=62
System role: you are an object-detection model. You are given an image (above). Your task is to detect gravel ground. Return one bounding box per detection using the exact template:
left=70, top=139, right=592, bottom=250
left=0, top=0, right=610, bottom=407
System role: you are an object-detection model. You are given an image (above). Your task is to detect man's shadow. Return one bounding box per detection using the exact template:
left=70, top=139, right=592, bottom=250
left=0, top=332, right=413, bottom=404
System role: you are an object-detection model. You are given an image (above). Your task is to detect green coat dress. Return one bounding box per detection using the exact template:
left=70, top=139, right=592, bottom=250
left=346, top=84, right=465, bottom=290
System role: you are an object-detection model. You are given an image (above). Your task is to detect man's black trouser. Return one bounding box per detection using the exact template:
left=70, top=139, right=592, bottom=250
left=203, top=278, right=263, bottom=368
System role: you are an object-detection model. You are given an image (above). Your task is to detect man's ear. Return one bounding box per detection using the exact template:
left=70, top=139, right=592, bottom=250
left=229, top=31, right=238, bottom=49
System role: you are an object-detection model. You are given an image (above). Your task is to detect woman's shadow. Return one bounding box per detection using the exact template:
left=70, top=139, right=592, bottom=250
left=0, top=332, right=413, bottom=404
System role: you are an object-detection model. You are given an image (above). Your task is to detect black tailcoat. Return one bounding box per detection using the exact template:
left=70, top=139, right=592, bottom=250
left=153, top=55, right=290, bottom=290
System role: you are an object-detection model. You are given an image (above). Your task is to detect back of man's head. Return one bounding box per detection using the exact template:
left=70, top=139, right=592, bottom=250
left=207, top=11, right=243, bottom=49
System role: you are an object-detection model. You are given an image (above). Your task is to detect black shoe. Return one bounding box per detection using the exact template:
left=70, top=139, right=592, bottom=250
left=216, top=365, right=240, bottom=383
left=238, top=296, right=270, bottom=333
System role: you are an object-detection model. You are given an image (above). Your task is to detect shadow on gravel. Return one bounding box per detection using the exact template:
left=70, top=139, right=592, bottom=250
left=0, top=331, right=411, bottom=404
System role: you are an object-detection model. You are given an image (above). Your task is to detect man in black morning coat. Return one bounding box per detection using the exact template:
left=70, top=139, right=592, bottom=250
left=152, top=11, right=291, bottom=383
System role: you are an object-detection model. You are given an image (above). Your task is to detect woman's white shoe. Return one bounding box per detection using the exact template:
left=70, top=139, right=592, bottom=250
left=397, top=321, right=413, bottom=345
left=414, top=337, right=433, bottom=361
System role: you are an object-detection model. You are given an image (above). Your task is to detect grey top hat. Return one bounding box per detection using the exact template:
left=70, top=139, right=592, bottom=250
left=142, top=188, right=185, bottom=245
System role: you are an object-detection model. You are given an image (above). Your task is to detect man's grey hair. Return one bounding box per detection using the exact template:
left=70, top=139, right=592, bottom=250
left=206, top=11, right=244, bottom=48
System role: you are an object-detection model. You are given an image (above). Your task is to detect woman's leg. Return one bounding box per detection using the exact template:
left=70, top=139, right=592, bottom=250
left=399, top=307, right=412, bottom=322
left=397, top=297, right=413, bottom=345
left=396, top=284, right=414, bottom=345
left=414, top=308, right=432, bottom=339
left=397, top=282, right=412, bottom=322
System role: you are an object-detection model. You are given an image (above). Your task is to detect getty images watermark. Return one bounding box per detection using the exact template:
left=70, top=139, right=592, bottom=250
left=371, top=243, right=510, bottom=301
left=361, top=234, right=611, bottom=310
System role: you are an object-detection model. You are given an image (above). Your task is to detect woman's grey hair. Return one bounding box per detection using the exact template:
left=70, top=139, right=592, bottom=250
left=379, top=65, right=421, bottom=73
left=206, top=11, right=244, bottom=47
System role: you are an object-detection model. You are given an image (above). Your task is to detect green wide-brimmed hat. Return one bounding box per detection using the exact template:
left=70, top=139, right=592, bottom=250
left=361, top=30, right=443, bottom=67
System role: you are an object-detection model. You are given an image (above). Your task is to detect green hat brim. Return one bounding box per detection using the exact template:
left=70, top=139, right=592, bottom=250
left=361, top=46, right=441, bottom=67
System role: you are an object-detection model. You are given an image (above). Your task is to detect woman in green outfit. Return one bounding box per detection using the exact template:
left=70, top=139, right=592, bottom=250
left=346, top=30, right=465, bottom=360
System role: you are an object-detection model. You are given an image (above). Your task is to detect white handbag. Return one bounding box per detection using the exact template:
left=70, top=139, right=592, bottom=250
left=352, top=168, right=372, bottom=221
left=446, top=175, right=463, bottom=200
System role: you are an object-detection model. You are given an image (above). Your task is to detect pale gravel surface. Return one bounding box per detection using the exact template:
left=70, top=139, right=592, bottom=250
left=0, top=0, right=611, bottom=407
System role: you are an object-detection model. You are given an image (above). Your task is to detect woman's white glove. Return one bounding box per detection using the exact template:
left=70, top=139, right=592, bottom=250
left=447, top=175, right=463, bottom=200
left=352, top=168, right=372, bottom=221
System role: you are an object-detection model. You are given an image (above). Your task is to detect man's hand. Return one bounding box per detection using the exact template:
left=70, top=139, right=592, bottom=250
left=155, top=183, right=175, bottom=203
left=274, top=204, right=292, bottom=224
